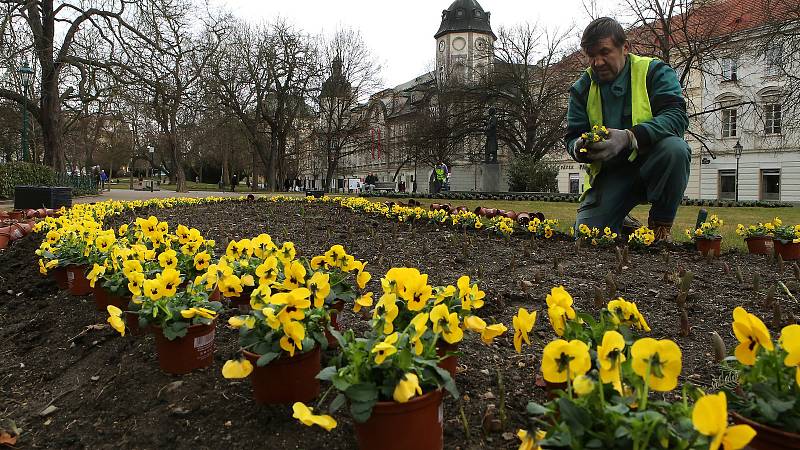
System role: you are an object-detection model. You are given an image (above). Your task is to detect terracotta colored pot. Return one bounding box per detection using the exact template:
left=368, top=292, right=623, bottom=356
left=454, top=206, right=468, bottom=213
left=474, top=207, right=486, bottom=216
left=502, top=210, right=518, bottom=220
left=66, top=265, right=92, bottom=296
left=731, top=411, right=800, bottom=450
left=326, top=300, right=346, bottom=348
left=483, top=208, right=497, bottom=219
left=227, top=287, right=254, bottom=311
left=8, top=210, right=24, bottom=220
left=23, top=209, right=37, bottom=219
left=92, top=285, right=130, bottom=312
left=242, top=346, right=321, bottom=404
left=125, top=311, right=147, bottom=336
left=745, top=236, right=773, bottom=255
left=0, top=211, right=8, bottom=220
left=430, top=203, right=442, bottom=211
left=6, top=224, right=26, bottom=241
left=153, top=321, right=216, bottom=374
left=0, top=230, right=9, bottom=250
left=696, top=237, right=721, bottom=257
left=50, top=267, right=69, bottom=289
left=34, top=208, right=48, bottom=218
left=209, top=288, right=221, bottom=302
left=516, top=212, right=531, bottom=226
left=436, top=342, right=458, bottom=378
left=13, top=222, right=32, bottom=236
left=774, top=239, right=800, bottom=261
left=354, top=390, right=443, bottom=450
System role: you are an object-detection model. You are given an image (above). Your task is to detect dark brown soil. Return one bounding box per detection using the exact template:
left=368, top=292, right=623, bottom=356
left=1, top=200, right=798, bottom=449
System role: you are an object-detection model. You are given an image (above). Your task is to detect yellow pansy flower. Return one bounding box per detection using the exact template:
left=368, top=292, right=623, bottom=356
left=292, top=402, right=337, bottom=431
left=106, top=305, right=125, bottom=336
left=513, top=308, right=537, bottom=353
left=597, top=330, right=626, bottom=393
left=354, top=292, right=373, bottom=313
left=221, top=359, right=253, bottom=379
left=158, top=268, right=181, bottom=297
left=372, top=332, right=399, bottom=364
left=573, top=375, right=595, bottom=396
left=279, top=320, right=305, bottom=357
left=631, top=338, right=682, bottom=391
left=546, top=286, right=576, bottom=336
left=194, top=251, right=211, bottom=271
left=692, top=392, right=756, bottom=450
left=430, top=304, right=464, bottom=344
left=779, top=324, right=800, bottom=386
left=157, top=249, right=178, bottom=269
left=732, top=306, right=773, bottom=365
left=393, top=372, right=423, bottom=403
left=517, top=429, right=546, bottom=450
left=307, top=272, right=331, bottom=309
left=282, top=260, right=307, bottom=290
left=541, top=339, right=591, bottom=383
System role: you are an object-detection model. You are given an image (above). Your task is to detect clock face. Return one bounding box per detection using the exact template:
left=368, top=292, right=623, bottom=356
left=438, top=40, right=445, bottom=52
left=452, top=37, right=466, bottom=51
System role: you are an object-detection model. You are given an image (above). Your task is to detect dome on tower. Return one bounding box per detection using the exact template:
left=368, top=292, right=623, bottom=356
left=434, top=0, right=495, bottom=39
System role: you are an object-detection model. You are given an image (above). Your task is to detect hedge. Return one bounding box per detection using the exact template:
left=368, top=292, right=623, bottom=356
left=360, top=191, right=794, bottom=208
left=0, top=162, right=98, bottom=199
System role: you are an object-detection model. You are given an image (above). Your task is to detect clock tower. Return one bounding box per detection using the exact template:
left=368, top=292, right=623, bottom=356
left=434, top=0, right=496, bottom=85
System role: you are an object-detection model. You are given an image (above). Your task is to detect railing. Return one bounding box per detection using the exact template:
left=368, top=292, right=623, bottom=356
left=56, top=173, right=98, bottom=196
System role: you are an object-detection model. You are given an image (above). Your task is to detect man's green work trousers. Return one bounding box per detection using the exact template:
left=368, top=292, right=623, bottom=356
left=576, top=136, right=691, bottom=232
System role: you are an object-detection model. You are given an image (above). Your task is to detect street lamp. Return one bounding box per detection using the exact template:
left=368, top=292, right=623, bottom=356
left=147, top=145, right=155, bottom=192
left=733, top=139, right=743, bottom=202
left=17, top=60, right=34, bottom=162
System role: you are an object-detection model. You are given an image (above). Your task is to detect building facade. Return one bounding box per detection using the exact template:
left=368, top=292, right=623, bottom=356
left=301, top=0, right=512, bottom=194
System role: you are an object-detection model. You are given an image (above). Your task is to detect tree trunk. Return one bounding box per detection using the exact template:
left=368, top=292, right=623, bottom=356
left=41, top=79, right=65, bottom=171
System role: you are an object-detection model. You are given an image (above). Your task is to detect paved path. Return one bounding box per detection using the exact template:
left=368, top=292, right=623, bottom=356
left=1, top=189, right=304, bottom=210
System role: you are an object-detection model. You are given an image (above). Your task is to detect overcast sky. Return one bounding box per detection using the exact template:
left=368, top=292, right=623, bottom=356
left=212, top=0, right=597, bottom=88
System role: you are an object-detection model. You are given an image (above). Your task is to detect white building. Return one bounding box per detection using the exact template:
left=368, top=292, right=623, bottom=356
left=555, top=0, right=800, bottom=202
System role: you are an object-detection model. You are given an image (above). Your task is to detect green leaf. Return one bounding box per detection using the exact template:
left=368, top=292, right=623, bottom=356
left=316, top=366, right=337, bottom=381
left=346, top=383, right=378, bottom=403
left=332, top=375, right=351, bottom=392
left=526, top=402, right=549, bottom=416
left=606, top=403, right=630, bottom=415
left=558, top=397, right=589, bottom=437
left=350, top=400, right=376, bottom=423
left=329, top=393, right=346, bottom=413
left=256, top=352, right=279, bottom=367
left=434, top=366, right=459, bottom=400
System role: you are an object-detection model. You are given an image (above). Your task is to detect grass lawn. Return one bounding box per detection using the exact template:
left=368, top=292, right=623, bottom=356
left=109, top=181, right=255, bottom=192
left=364, top=196, right=798, bottom=252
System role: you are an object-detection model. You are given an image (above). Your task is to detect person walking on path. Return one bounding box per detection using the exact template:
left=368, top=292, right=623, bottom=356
left=100, top=170, right=109, bottom=192
left=565, top=17, right=690, bottom=242
left=231, top=174, right=238, bottom=192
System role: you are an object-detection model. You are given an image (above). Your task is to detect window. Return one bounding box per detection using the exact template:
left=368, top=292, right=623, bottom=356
left=765, top=44, right=783, bottom=76
left=722, top=108, right=738, bottom=138
left=568, top=173, right=580, bottom=194
left=718, top=170, right=736, bottom=200
left=764, top=103, right=782, bottom=134
left=721, top=58, right=738, bottom=81
left=761, top=169, right=780, bottom=201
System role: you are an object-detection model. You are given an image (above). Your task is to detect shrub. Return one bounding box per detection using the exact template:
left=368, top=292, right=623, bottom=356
left=0, top=162, right=57, bottom=199
left=507, top=156, right=558, bottom=193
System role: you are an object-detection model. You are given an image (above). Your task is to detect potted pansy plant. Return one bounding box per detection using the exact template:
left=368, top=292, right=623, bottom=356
left=36, top=216, right=102, bottom=295
left=736, top=221, right=774, bottom=255
left=106, top=260, right=222, bottom=374
left=771, top=217, right=800, bottom=260
left=518, top=320, right=756, bottom=449
left=686, top=214, right=723, bottom=257
left=722, top=306, right=800, bottom=449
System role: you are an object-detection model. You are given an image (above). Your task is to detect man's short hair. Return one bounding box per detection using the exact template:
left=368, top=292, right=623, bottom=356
left=581, top=17, right=626, bottom=51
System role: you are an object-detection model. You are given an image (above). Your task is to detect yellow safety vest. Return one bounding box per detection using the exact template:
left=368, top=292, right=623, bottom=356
left=582, top=54, right=655, bottom=199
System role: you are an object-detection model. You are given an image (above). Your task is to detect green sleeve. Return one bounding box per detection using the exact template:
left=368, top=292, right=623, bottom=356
left=630, top=60, right=688, bottom=149
left=564, top=73, right=591, bottom=162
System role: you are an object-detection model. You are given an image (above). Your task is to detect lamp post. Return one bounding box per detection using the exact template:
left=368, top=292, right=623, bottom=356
left=147, top=145, right=155, bottom=192
left=17, top=61, right=34, bottom=162
left=733, top=139, right=743, bottom=202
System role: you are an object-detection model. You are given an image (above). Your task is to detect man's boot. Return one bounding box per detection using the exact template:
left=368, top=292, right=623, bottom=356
left=648, top=218, right=673, bottom=243
left=622, top=214, right=642, bottom=236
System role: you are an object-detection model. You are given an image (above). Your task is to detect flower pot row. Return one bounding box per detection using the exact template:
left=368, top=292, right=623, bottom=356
left=0, top=221, right=34, bottom=250
left=0, top=208, right=59, bottom=221
left=51, top=272, right=447, bottom=450
left=744, top=236, right=800, bottom=259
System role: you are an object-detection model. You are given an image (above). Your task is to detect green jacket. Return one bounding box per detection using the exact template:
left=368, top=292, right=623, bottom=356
left=565, top=56, right=688, bottom=164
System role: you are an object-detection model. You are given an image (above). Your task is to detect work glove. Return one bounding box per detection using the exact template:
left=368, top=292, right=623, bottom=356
left=571, top=138, right=592, bottom=163
left=586, top=128, right=634, bottom=162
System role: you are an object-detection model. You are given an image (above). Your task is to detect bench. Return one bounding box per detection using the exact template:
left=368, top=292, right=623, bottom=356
left=305, top=190, right=325, bottom=198
left=372, top=181, right=396, bottom=193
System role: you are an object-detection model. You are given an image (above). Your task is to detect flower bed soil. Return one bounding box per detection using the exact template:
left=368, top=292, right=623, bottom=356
left=1, top=200, right=798, bottom=449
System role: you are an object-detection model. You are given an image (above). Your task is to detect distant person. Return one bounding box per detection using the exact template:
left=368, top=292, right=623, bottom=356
left=231, top=173, right=238, bottom=192
left=100, top=170, right=108, bottom=192
left=433, top=162, right=448, bottom=193
left=399, top=180, right=406, bottom=193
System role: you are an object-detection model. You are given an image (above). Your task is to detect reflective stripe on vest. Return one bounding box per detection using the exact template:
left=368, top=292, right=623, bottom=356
left=581, top=54, right=655, bottom=199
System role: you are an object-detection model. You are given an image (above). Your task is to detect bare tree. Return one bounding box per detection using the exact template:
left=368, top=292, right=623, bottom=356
left=315, top=27, right=382, bottom=190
